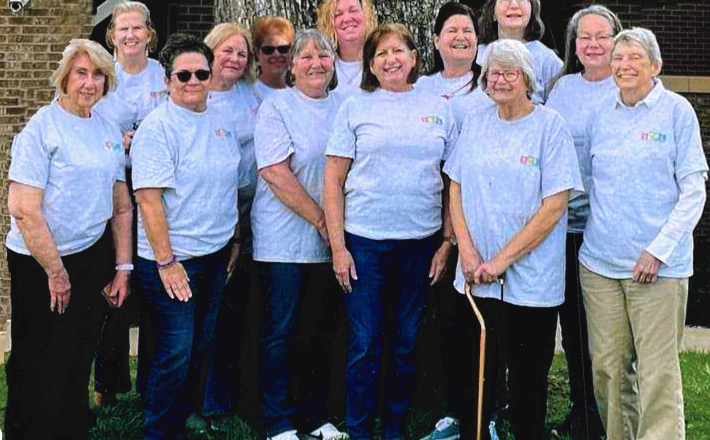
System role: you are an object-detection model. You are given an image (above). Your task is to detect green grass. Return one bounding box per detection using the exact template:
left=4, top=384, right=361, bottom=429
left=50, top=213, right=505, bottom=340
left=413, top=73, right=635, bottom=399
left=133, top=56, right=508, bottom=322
left=0, top=351, right=708, bottom=439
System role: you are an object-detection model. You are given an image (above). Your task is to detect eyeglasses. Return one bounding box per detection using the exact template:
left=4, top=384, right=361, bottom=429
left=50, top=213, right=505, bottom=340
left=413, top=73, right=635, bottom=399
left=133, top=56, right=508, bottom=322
left=576, top=34, right=614, bottom=45
left=260, top=45, right=291, bottom=55
left=498, top=0, right=530, bottom=4
left=486, top=69, right=520, bottom=83
left=171, top=69, right=211, bottom=83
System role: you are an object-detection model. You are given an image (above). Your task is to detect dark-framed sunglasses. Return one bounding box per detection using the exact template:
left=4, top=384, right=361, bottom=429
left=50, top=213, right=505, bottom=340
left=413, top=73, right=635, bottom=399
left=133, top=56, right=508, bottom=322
left=260, top=45, right=291, bottom=55
left=172, top=69, right=211, bottom=83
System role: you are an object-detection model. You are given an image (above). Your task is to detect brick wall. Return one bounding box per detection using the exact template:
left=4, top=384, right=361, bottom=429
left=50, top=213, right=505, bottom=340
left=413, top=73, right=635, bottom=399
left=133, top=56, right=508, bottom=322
left=0, top=0, right=95, bottom=327
left=174, top=0, right=215, bottom=39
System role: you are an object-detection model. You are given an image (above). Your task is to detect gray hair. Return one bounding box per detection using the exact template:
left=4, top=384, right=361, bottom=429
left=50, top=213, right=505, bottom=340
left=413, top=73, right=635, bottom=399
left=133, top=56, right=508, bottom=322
left=613, top=27, right=662, bottom=64
left=479, top=38, right=536, bottom=95
left=286, top=28, right=339, bottom=91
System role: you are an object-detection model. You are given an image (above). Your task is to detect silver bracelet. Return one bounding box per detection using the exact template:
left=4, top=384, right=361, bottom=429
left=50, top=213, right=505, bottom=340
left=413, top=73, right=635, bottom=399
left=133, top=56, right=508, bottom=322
left=115, top=263, right=134, bottom=271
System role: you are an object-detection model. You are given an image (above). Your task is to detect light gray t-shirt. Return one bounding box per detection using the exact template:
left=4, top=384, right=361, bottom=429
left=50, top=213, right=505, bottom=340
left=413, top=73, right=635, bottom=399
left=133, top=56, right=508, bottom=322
left=444, top=105, right=582, bottom=307
left=94, top=58, right=167, bottom=132
left=131, top=99, right=244, bottom=260
left=333, top=58, right=364, bottom=97
left=579, top=81, right=709, bottom=279
left=477, top=40, right=563, bottom=104
left=327, top=87, right=458, bottom=240
left=208, top=80, right=261, bottom=252
left=7, top=101, right=125, bottom=256
left=251, top=87, right=342, bottom=263
left=546, top=74, right=617, bottom=232
left=416, top=71, right=494, bottom=130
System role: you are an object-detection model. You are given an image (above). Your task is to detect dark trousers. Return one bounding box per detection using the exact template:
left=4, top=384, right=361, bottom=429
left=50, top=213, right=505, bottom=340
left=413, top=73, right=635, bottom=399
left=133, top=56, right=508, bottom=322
left=137, top=247, right=228, bottom=440
left=344, top=232, right=437, bottom=440
left=93, top=293, right=135, bottom=395
left=459, top=297, right=558, bottom=440
left=561, top=233, right=599, bottom=414
left=257, top=262, right=343, bottom=437
left=5, top=231, right=113, bottom=440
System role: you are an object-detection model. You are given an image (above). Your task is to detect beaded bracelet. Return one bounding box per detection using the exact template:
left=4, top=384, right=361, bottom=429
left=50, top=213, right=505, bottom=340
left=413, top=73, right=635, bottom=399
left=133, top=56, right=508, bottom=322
left=156, top=255, right=178, bottom=270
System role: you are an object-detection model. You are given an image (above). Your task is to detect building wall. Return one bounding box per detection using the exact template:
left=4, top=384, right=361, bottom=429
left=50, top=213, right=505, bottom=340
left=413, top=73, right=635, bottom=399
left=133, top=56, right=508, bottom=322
left=175, top=0, right=215, bottom=39
left=0, top=0, right=95, bottom=326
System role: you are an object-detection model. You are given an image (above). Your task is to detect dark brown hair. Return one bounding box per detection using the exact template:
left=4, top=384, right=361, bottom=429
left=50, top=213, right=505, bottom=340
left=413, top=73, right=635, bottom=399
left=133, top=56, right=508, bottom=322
left=361, top=23, right=419, bottom=92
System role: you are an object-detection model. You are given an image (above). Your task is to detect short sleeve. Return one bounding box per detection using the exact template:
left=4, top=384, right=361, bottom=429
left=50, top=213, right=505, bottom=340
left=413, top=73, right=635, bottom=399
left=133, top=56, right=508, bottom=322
left=540, top=113, right=582, bottom=199
left=673, top=99, right=709, bottom=180
left=326, top=97, right=357, bottom=159
left=442, top=101, right=459, bottom=161
left=130, top=119, right=176, bottom=190
left=254, top=96, right=294, bottom=170
left=8, top=119, right=51, bottom=190
left=443, top=116, right=469, bottom=183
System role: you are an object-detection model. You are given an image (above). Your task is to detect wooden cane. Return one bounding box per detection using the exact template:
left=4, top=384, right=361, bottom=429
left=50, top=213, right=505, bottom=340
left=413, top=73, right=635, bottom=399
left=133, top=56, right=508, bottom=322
left=464, top=282, right=486, bottom=440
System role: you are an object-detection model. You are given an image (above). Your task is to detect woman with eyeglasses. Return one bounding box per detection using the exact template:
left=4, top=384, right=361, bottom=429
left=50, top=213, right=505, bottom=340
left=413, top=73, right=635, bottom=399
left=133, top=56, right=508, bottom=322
left=316, top=0, right=377, bottom=97
left=545, top=5, right=622, bottom=439
left=477, top=0, right=562, bottom=104
left=447, top=39, right=581, bottom=440
left=130, top=33, right=246, bottom=440
left=252, top=16, right=295, bottom=99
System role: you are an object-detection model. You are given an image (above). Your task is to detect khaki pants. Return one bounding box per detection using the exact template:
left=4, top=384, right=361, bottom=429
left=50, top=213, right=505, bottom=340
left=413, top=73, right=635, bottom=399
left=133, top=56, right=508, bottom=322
left=579, top=265, right=687, bottom=440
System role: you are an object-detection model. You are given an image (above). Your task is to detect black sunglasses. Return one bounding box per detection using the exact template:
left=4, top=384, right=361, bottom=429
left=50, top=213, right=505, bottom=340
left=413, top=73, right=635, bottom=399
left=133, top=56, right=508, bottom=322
left=172, top=69, right=211, bottom=83
left=260, top=45, right=291, bottom=55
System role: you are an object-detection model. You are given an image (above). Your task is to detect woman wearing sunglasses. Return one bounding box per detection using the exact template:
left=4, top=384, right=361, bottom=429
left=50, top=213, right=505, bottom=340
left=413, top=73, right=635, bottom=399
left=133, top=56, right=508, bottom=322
left=252, top=15, right=295, bottom=99
left=130, top=33, right=246, bottom=440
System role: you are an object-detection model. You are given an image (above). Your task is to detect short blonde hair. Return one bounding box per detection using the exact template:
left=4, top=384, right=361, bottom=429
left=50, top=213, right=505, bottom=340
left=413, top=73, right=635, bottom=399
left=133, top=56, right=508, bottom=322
left=106, top=1, right=158, bottom=53
left=51, top=39, right=117, bottom=99
left=252, top=15, right=295, bottom=50
left=316, top=0, right=377, bottom=51
left=205, top=23, right=257, bottom=84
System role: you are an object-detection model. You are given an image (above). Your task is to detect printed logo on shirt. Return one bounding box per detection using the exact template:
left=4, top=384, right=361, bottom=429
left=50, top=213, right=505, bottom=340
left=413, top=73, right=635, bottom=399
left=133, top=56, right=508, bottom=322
left=150, top=90, right=169, bottom=100
left=519, top=155, right=540, bottom=168
left=104, top=141, right=122, bottom=152
left=640, top=131, right=667, bottom=143
left=215, top=128, right=233, bottom=138
left=420, top=115, right=443, bottom=125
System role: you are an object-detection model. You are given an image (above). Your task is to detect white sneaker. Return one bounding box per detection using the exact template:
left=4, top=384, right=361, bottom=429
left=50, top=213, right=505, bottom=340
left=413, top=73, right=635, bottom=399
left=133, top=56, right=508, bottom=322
left=489, top=421, right=500, bottom=440
left=268, top=429, right=299, bottom=440
left=310, top=422, right=349, bottom=440
left=420, top=417, right=460, bottom=440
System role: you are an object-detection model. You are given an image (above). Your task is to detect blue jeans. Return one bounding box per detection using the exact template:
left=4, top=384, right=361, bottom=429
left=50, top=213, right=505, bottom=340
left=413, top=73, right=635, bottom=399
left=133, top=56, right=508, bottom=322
left=344, top=232, right=437, bottom=440
left=258, top=262, right=343, bottom=437
left=136, top=246, right=228, bottom=440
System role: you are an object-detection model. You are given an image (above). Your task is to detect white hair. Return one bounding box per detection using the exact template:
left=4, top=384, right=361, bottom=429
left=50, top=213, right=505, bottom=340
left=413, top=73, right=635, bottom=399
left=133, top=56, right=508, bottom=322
left=479, top=38, right=537, bottom=95
left=613, top=27, right=662, bottom=64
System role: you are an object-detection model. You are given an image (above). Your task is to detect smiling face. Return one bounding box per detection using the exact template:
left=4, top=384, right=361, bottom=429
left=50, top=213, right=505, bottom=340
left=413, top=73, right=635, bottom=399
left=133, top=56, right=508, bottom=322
left=62, top=52, right=106, bottom=117
left=168, top=52, right=211, bottom=112
left=575, top=14, right=614, bottom=73
left=112, top=10, right=150, bottom=60
left=611, top=41, right=661, bottom=99
left=213, top=33, right=249, bottom=86
left=485, top=61, right=527, bottom=105
left=257, top=32, right=292, bottom=79
left=291, top=39, right=335, bottom=98
left=334, top=0, right=366, bottom=48
left=495, top=0, right=531, bottom=39
left=434, top=14, right=477, bottom=70
left=369, top=32, right=416, bottom=92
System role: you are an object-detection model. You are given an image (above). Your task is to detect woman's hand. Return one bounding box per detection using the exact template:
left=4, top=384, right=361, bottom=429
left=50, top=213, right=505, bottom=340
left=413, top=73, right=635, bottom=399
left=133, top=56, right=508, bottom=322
left=103, top=270, right=131, bottom=307
left=633, top=250, right=661, bottom=283
left=49, top=267, right=71, bottom=314
left=122, top=130, right=135, bottom=152
left=159, top=262, right=192, bottom=301
left=461, top=249, right=482, bottom=285
left=226, top=242, right=241, bottom=282
left=474, top=257, right=508, bottom=284
left=429, top=243, right=451, bottom=285
left=333, top=248, right=358, bottom=293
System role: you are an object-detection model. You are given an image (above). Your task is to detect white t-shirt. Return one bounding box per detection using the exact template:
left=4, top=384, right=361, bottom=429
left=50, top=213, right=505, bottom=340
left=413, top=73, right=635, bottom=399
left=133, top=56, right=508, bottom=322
left=251, top=87, right=342, bottom=263
left=444, top=105, right=582, bottom=307
left=477, top=40, right=563, bottom=104
left=546, top=73, right=617, bottom=232
left=131, top=99, right=244, bottom=260
left=254, top=79, right=280, bottom=101
left=208, top=80, right=261, bottom=251
left=7, top=101, right=125, bottom=256
left=579, top=81, right=709, bottom=279
left=94, top=58, right=167, bottom=132
left=327, top=87, right=458, bottom=240
left=416, top=71, right=494, bottom=130
left=333, top=58, right=363, bottom=97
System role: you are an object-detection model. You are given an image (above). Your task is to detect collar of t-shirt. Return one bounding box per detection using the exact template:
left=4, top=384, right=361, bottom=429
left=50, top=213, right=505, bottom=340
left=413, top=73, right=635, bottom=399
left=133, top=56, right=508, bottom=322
left=615, top=78, right=664, bottom=109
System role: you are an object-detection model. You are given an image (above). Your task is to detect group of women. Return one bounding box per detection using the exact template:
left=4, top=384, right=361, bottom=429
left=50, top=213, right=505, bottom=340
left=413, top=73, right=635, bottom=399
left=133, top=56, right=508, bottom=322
left=4, top=1, right=706, bottom=440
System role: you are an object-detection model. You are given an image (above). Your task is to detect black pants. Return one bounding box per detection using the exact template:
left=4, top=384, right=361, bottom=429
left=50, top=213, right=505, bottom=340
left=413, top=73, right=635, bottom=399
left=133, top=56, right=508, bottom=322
left=458, top=297, right=558, bottom=440
left=5, top=231, right=113, bottom=440
left=561, top=233, right=598, bottom=413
